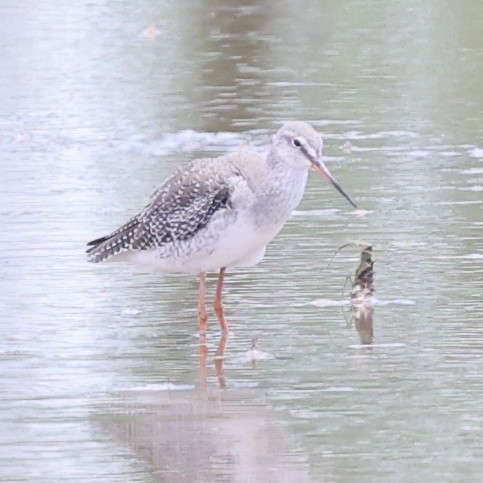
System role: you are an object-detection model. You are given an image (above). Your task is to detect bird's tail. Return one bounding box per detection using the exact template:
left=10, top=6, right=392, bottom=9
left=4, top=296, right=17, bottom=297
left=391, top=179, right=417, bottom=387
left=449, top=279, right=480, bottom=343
left=86, top=217, right=139, bottom=263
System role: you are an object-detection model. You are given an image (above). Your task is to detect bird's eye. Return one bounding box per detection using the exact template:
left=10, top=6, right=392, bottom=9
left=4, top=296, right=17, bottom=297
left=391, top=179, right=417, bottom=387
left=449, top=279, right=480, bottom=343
left=292, top=138, right=302, bottom=148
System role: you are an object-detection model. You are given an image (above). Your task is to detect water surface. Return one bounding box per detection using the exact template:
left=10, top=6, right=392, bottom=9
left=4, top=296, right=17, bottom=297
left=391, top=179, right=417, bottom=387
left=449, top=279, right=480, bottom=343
left=1, top=1, right=482, bottom=481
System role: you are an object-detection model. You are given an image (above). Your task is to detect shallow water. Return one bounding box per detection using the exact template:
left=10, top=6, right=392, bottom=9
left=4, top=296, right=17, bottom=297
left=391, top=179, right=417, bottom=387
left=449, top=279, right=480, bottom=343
left=1, top=1, right=483, bottom=481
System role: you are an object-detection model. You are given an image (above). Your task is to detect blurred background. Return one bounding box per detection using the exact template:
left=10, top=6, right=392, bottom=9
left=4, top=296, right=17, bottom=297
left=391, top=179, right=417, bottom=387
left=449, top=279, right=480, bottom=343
left=1, top=1, right=482, bottom=481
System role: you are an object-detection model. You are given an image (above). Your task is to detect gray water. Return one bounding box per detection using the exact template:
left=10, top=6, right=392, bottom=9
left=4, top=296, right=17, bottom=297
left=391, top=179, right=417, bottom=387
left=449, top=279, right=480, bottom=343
left=1, top=1, right=482, bottom=482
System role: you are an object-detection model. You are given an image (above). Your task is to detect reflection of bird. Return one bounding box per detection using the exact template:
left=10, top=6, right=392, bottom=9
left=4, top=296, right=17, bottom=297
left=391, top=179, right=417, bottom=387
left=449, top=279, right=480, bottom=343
left=87, top=122, right=356, bottom=333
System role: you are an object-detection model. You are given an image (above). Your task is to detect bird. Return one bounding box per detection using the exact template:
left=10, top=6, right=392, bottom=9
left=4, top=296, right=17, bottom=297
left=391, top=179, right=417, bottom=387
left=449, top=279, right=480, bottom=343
left=86, top=121, right=356, bottom=333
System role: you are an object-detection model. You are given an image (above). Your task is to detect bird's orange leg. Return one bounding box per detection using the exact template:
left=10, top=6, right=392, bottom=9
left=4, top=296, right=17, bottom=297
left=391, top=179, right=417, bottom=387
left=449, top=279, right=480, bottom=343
left=198, top=272, right=208, bottom=334
left=214, top=267, right=229, bottom=333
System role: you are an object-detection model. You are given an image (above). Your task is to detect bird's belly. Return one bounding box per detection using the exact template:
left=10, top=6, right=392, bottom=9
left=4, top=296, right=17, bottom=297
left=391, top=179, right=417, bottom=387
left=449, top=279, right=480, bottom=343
left=200, top=221, right=273, bottom=270
left=120, top=218, right=281, bottom=274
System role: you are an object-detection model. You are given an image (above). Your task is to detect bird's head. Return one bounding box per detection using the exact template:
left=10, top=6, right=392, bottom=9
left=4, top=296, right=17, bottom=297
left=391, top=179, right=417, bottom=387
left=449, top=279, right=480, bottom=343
left=272, top=121, right=357, bottom=208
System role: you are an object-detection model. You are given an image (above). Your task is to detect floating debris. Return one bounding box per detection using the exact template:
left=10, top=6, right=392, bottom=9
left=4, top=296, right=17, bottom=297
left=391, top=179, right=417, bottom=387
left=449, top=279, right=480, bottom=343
left=346, top=243, right=374, bottom=302
left=338, top=242, right=375, bottom=344
left=121, top=307, right=142, bottom=316
left=140, top=24, right=161, bottom=40
left=233, top=338, right=274, bottom=365
left=340, top=140, right=353, bottom=153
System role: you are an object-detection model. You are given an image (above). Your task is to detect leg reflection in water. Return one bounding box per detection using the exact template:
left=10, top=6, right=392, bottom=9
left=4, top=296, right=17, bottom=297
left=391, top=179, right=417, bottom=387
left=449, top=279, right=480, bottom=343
left=199, top=334, right=228, bottom=389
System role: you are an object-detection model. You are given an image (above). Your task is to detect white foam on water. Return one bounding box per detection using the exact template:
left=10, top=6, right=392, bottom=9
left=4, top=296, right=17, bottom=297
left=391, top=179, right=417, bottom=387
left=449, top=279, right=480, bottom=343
left=120, top=383, right=195, bottom=392
left=232, top=349, right=274, bottom=364
left=351, top=209, right=372, bottom=217
left=322, top=386, right=355, bottom=392
left=348, top=343, right=407, bottom=349
left=467, top=147, right=483, bottom=158
left=462, top=167, right=483, bottom=174
left=408, top=150, right=432, bottom=157
left=372, top=298, right=416, bottom=306
left=343, top=130, right=419, bottom=140
left=121, top=307, right=142, bottom=316
left=292, top=208, right=341, bottom=218
left=311, top=299, right=350, bottom=308
left=311, top=298, right=415, bottom=307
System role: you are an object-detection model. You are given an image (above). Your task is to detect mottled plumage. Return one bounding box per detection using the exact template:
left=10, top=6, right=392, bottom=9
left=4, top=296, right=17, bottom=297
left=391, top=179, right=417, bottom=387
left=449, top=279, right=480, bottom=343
left=87, top=160, right=235, bottom=263
left=87, top=122, right=356, bottom=332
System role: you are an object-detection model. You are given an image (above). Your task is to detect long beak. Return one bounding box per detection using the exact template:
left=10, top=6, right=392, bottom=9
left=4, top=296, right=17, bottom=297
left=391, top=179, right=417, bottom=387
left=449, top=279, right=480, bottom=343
left=312, top=160, right=357, bottom=209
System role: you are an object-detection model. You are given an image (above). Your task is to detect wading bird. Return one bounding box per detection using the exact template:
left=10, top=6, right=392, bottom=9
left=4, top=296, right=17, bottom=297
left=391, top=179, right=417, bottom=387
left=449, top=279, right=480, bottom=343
left=87, top=122, right=356, bottom=333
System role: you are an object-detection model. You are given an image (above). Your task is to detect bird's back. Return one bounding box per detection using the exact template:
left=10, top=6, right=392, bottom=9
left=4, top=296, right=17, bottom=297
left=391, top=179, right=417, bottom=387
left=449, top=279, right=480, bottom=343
left=86, top=150, right=261, bottom=264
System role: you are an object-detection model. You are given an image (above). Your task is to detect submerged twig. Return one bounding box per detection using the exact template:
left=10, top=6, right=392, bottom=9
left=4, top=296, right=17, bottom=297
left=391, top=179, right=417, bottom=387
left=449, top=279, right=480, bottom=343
left=332, top=241, right=375, bottom=299
left=336, top=242, right=375, bottom=344
left=350, top=244, right=374, bottom=301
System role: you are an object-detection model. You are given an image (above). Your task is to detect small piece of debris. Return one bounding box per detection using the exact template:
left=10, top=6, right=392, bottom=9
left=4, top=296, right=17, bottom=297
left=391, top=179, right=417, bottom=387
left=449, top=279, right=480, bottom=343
left=121, top=307, right=142, bottom=316
left=340, top=141, right=352, bottom=153
left=336, top=242, right=375, bottom=344
left=233, top=338, right=274, bottom=365
left=141, top=24, right=161, bottom=40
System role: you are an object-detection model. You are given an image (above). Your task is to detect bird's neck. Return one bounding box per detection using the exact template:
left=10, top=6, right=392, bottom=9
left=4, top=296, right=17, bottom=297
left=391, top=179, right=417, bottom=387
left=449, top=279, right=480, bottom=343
left=251, top=152, right=309, bottom=228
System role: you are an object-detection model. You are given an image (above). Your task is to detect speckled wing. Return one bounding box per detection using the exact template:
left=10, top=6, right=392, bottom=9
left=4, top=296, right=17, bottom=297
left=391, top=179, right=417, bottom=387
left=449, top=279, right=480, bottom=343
left=86, top=161, right=234, bottom=263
